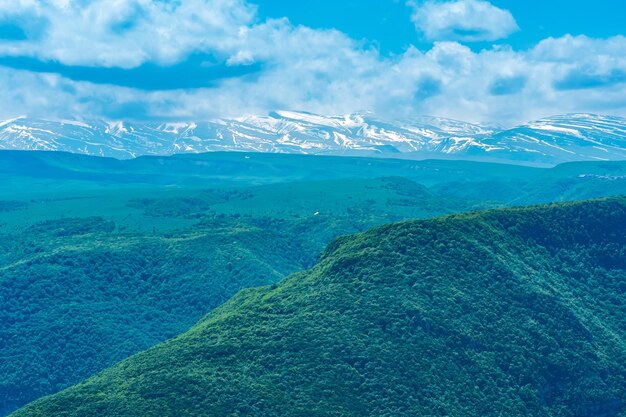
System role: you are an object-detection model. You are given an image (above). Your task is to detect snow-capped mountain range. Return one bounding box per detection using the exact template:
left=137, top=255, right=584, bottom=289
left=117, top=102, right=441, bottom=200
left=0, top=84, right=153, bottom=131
left=1, top=111, right=625, bottom=166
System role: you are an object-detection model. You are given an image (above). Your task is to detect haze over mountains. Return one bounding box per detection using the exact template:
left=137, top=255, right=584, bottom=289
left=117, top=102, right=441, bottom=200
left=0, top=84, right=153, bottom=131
left=1, top=112, right=626, bottom=166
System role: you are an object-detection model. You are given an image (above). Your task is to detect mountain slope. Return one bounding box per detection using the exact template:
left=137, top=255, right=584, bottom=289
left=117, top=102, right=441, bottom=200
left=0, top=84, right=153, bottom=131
left=0, top=112, right=491, bottom=159
left=12, top=198, right=626, bottom=417
left=1, top=151, right=625, bottom=415
left=440, top=114, right=626, bottom=165
left=0, top=173, right=483, bottom=416
left=2, top=112, right=626, bottom=165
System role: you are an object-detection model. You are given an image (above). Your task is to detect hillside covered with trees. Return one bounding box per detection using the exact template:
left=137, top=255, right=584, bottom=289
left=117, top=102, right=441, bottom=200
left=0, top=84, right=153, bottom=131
left=2, top=151, right=626, bottom=415
left=12, top=197, right=626, bottom=417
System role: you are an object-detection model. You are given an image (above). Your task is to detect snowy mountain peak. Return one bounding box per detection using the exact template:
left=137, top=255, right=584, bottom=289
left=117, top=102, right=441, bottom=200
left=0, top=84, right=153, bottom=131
left=1, top=111, right=626, bottom=166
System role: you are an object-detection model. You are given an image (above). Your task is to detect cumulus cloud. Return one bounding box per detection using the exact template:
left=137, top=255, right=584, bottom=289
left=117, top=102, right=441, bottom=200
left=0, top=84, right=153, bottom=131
left=408, top=0, right=519, bottom=42
left=0, top=0, right=256, bottom=67
left=1, top=2, right=626, bottom=125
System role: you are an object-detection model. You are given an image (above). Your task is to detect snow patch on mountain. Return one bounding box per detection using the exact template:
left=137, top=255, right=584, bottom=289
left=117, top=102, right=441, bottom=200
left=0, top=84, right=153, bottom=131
left=0, top=111, right=625, bottom=165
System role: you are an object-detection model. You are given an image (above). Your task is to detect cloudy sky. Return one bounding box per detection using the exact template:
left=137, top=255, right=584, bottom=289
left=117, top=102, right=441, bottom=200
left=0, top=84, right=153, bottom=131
left=1, top=0, right=625, bottom=125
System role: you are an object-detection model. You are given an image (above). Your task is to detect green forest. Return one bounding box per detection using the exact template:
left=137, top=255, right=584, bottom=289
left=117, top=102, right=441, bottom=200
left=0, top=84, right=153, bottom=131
left=11, top=198, right=626, bottom=417
left=1, top=151, right=626, bottom=415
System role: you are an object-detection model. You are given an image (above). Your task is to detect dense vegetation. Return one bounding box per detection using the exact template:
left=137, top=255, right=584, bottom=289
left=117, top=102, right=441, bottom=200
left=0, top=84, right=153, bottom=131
left=12, top=198, right=626, bottom=417
left=1, top=151, right=626, bottom=415
left=0, top=176, right=479, bottom=415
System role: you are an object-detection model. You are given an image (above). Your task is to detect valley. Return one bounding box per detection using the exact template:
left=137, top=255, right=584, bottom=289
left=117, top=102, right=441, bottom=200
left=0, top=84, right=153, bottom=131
left=1, top=151, right=625, bottom=415
left=10, top=197, right=626, bottom=417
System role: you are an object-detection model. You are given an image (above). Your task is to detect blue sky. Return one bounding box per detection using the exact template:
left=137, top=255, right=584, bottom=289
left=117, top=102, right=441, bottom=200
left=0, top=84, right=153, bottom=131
left=256, top=0, right=626, bottom=53
left=0, top=0, right=625, bottom=125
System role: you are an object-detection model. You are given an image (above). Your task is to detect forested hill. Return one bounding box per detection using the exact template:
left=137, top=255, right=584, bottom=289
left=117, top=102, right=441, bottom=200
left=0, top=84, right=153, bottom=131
left=13, top=197, right=626, bottom=417
left=3, top=152, right=625, bottom=416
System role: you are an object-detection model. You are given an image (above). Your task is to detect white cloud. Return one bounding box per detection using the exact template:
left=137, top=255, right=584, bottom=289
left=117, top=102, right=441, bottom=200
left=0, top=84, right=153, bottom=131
left=408, top=0, right=519, bottom=42
left=0, top=0, right=256, bottom=67
left=1, top=2, right=626, bottom=126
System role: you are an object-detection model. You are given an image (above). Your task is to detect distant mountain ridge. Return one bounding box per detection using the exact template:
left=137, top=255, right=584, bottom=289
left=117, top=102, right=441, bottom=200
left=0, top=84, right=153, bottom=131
left=1, top=111, right=626, bottom=165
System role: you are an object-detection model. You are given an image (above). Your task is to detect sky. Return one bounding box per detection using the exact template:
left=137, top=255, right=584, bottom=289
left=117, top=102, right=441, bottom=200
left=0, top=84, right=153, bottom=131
left=1, top=0, right=626, bottom=125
